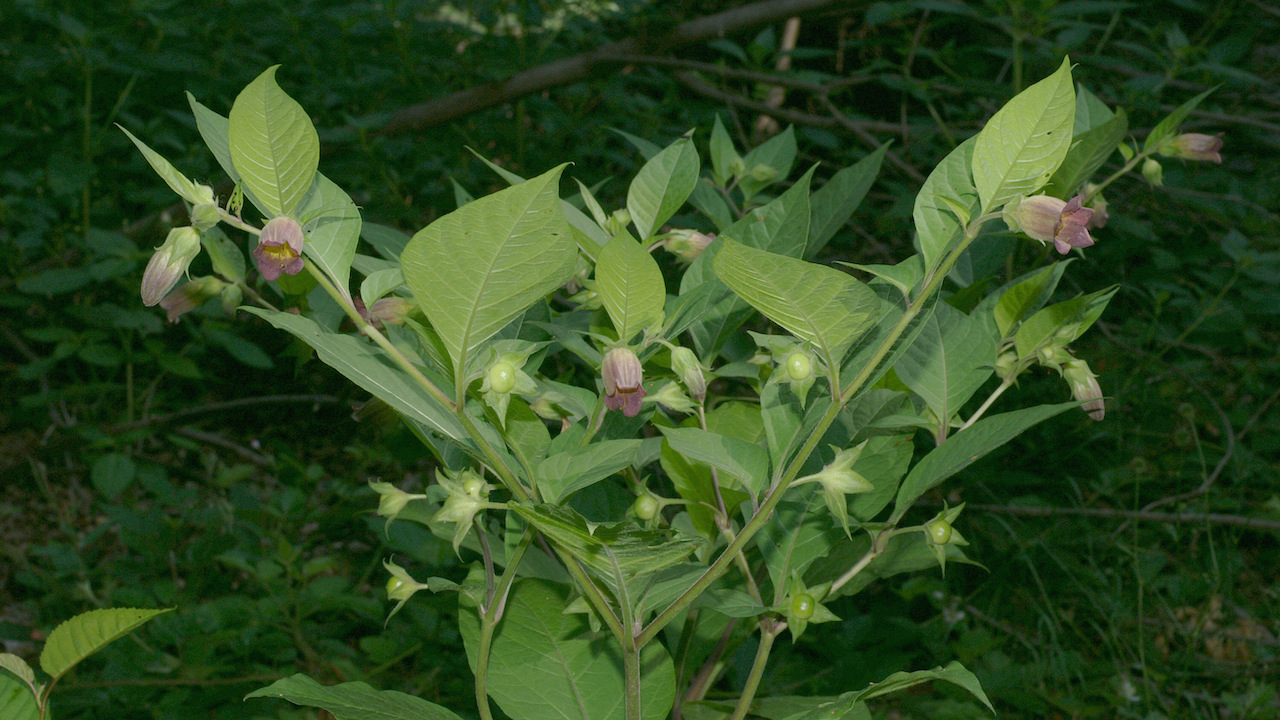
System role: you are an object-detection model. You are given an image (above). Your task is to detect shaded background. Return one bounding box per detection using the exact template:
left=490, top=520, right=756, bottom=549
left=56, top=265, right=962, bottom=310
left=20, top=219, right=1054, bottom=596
left=2, top=0, right=1278, bottom=718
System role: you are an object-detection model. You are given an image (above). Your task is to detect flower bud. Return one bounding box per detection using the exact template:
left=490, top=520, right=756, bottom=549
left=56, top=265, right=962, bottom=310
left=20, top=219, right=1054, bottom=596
left=670, top=347, right=706, bottom=402
left=994, top=350, right=1019, bottom=381
left=159, top=276, right=226, bottom=323
left=665, top=230, right=715, bottom=261
left=1142, top=158, right=1164, bottom=187
left=748, top=164, right=778, bottom=183
left=253, top=216, right=306, bottom=281
left=219, top=283, right=243, bottom=315
left=1082, top=184, right=1109, bottom=230
left=1160, top=133, right=1223, bottom=163
left=1002, top=195, right=1095, bottom=255
left=190, top=202, right=221, bottom=232
left=1063, top=357, right=1105, bottom=421
left=602, top=347, right=645, bottom=417
left=141, top=226, right=202, bottom=306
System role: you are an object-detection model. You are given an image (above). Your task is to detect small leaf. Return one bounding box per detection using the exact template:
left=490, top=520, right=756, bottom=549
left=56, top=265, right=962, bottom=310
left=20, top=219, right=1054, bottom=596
left=117, top=126, right=209, bottom=206
left=39, top=607, right=172, bottom=681
left=360, top=268, right=405, bottom=305
left=1044, top=109, right=1128, bottom=198
left=228, top=66, right=320, bottom=217
left=245, top=673, right=464, bottom=720
left=990, top=260, right=1072, bottom=337
left=1013, top=285, right=1118, bottom=359
left=202, top=226, right=247, bottom=283
left=0, top=673, right=38, bottom=720
left=708, top=115, right=740, bottom=186
left=972, top=56, right=1076, bottom=213
left=90, top=453, right=136, bottom=498
left=627, top=132, right=700, bottom=240
left=595, top=230, right=666, bottom=342
left=913, top=137, right=978, bottom=273
left=1143, top=86, right=1217, bottom=153
left=0, top=653, right=35, bottom=688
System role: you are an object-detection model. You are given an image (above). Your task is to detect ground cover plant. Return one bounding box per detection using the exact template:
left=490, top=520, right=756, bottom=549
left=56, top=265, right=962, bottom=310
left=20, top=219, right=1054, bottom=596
left=4, top=2, right=1278, bottom=719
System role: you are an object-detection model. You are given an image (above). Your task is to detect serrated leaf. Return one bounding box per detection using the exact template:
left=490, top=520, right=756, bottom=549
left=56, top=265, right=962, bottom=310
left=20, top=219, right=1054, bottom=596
left=1143, top=86, right=1216, bottom=153
left=627, top=132, right=700, bottom=240
left=890, top=401, right=1081, bottom=524
left=228, top=66, right=319, bottom=217
left=117, top=125, right=209, bottom=206
left=595, top=230, right=666, bottom=342
left=894, top=302, right=998, bottom=423
left=243, top=307, right=470, bottom=445
left=660, top=425, right=771, bottom=497
left=401, top=164, right=577, bottom=382
left=458, top=580, right=675, bottom=720
left=914, top=137, right=977, bottom=273
left=39, top=607, right=172, bottom=681
left=245, top=673, right=463, bottom=720
left=972, top=56, right=1076, bottom=213
left=536, top=439, right=643, bottom=503
left=713, top=240, right=880, bottom=371
left=0, top=653, right=35, bottom=688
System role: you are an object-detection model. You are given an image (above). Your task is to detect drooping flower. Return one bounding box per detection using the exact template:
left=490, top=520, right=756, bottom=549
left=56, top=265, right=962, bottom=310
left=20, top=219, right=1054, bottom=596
left=1063, top=357, right=1105, bottom=421
left=141, top=226, right=202, bottom=306
left=601, top=347, right=645, bottom=417
left=158, top=276, right=227, bottom=323
left=1160, top=133, right=1223, bottom=163
left=1002, top=194, right=1095, bottom=255
left=252, top=216, right=305, bottom=281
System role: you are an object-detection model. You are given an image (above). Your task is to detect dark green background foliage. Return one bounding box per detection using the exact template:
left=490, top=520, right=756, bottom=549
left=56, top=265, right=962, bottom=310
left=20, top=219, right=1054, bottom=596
left=2, top=0, right=1277, bottom=718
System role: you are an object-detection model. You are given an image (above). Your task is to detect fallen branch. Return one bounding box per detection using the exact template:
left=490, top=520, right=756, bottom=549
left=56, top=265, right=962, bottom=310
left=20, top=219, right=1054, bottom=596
left=378, top=0, right=848, bottom=135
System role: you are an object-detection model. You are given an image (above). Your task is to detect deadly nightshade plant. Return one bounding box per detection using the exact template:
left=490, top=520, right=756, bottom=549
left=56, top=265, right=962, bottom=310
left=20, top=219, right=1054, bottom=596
left=103, top=60, right=1228, bottom=720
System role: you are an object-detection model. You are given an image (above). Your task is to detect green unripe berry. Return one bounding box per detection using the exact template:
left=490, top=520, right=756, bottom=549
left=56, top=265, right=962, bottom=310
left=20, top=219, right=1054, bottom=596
left=386, top=576, right=404, bottom=596
left=463, top=475, right=486, bottom=497
left=790, top=592, right=816, bottom=620
left=488, top=361, right=517, bottom=394
left=785, top=352, right=812, bottom=381
left=633, top=494, right=659, bottom=520
left=927, top=519, right=953, bottom=545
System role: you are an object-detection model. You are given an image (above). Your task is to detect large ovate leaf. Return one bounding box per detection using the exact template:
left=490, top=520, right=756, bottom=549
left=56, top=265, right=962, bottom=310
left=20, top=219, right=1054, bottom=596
left=627, top=132, right=699, bottom=240
left=894, top=302, right=998, bottom=423
left=536, top=439, right=643, bottom=503
left=243, top=308, right=470, bottom=445
left=757, top=492, right=833, bottom=597
left=659, top=426, right=771, bottom=498
left=713, top=240, right=881, bottom=371
left=459, top=580, right=676, bottom=720
left=595, top=230, right=666, bottom=342
left=890, top=401, right=1081, bottom=524
left=401, top=165, right=577, bottom=379
left=972, top=56, right=1076, bottom=213
left=39, top=607, right=172, bottom=681
left=913, top=137, right=977, bottom=273
left=245, top=674, right=463, bottom=720
left=228, top=66, right=319, bottom=217
left=295, top=172, right=361, bottom=293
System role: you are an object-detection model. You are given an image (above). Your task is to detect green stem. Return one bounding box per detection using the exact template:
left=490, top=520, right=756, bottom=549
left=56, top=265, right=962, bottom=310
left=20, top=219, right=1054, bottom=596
left=729, top=623, right=779, bottom=720
left=624, top=639, right=642, bottom=720
left=475, top=530, right=534, bottom=720
left=638, top=224, right=983, bottom=648
left=958, top=378, right=1014, bottom=432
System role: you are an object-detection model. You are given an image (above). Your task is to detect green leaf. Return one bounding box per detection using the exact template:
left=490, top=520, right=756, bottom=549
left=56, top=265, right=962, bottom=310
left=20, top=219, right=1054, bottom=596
left=245, top=673, right=463, bottom=720
left=739, top=125, right=797, bottom=200
left=1043, top=109, right=1127, bottom=198
left=39, top=607, right=172, bottom=681
left=989, top=260, right=1071, bottom=337
left=713, top=240, right=881, bottom=371
left=117, top=125, right=211, bottom=206
left=295, top=172, right=361, bottom=294
left=627, top=132, right=700, bottom=240
left=202, top=227, right=247, bottom=283
left=845, top=433, right=914, bottom=523
left=401, top=164, right=577, bottom=381
left=757, top=493, right=833, bottom=597
left=468, top=150, right=607, bottom=258
left=708, top=115, right=740, bottom=186
left=595, top=230, right=666, bottom=342
left=187, top=93, right=271, bottom=216
left=243, top=308, right=470, bottom=445
left=893, top=302, right=998, bottom=423
left=1013, top=285, right=1118, bottom=358
left=659, top=426, right=770, bottom=497
left=803, top=661, right=992, bottom=717
left=361, top=223, right=411, bottom=261
left=749, top=694, right=870, bottom=720
left=459, top=580, right=676, bottom=720
left=972, top=56, right=1076, bottom=214
left=359, top=268, right=405, bottom=305
left=913, top=137, right=977, bottom=273
left=0, top=653, right=35, bottom=689
left=1073, top=84, right=1115, bottom=132
left=227, top=66, right=320, bottom=217
left=90, top=453, right=136, bottom=498
left=536, top=440, right=644, bottom=503
left=1143, top=86, right=1217, bottom=154
left=890, top=401, right=1081, bottom=524
left=0, top=673, right=38, bottom=720
left=806, top=143, right=888, bottom=258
